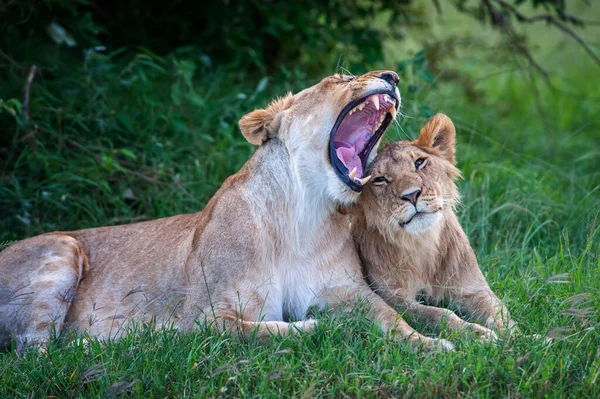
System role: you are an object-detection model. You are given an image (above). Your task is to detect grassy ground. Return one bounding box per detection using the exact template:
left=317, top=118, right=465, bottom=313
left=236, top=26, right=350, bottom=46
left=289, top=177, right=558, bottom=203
left=1, top=5, right=600, bottom=398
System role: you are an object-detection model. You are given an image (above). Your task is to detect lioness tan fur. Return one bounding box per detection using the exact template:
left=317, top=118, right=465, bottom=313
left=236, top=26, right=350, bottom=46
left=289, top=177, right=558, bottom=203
left=0, top=71, right=454, bottom=352
left=351, top=114, right=516, bottom=346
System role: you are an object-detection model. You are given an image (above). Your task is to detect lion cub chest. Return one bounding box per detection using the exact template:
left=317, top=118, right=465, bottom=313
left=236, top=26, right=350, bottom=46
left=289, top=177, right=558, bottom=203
left=367, top=237, right=444, bottom=303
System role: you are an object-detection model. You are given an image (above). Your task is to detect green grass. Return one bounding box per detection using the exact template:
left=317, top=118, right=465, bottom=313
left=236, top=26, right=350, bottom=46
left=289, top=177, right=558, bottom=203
left=1, top=8, right=600, bottom=398
left=1, top=313, right=598, bottom=398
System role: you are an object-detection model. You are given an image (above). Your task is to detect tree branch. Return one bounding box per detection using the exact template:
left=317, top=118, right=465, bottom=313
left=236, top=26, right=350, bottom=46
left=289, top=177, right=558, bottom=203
left=481, top=0, right=552, bottom=88
left=22, top=65, right=38, bottom=124
left=0, top=47, right=20, bottom=69
left=490, top=0, right=600, bottom=67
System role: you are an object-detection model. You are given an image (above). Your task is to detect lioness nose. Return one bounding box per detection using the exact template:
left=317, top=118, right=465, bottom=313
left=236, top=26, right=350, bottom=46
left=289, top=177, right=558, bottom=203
left=379, top=71, right=400, bottom=87
left=401, top=189, right=421, bottom=206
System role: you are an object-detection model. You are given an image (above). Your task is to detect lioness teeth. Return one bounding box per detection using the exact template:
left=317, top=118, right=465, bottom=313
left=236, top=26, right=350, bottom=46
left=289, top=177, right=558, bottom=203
left=372, top=113, right=386, bottom=132
left=370, top=94, right=380, bottom=110
left=389, top=105, right=397, bottom=120
left=357, top=175, right=371, bottom=185
left=349, top=102, right=366, bottom=116
left=348, top=166, right=357, bottom=180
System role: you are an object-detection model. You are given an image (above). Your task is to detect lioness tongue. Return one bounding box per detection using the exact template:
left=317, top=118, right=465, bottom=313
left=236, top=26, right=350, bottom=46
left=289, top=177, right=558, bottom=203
left=335, top=142, right=363, bottom=178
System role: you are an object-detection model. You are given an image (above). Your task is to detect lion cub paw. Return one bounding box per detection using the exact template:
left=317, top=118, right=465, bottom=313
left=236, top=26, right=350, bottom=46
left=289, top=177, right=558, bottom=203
left=467, top=323, right=499, bottom=342
left=291, top=319, right=318, bottom=333
left=419, top=337, right=455, bottom=352
left=432, top=338, right=455, bottom=351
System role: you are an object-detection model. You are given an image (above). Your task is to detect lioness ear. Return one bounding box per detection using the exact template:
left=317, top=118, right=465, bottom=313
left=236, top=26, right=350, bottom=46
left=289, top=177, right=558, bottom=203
left=413, top=113, right=456, bottom=164
left=239, top=93, right=294, bottom=145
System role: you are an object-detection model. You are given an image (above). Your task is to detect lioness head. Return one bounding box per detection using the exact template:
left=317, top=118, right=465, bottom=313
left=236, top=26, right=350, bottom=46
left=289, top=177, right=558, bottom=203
left=357, top=114, right=461, bottom=235
left=239, top=71, right=401, bottom=204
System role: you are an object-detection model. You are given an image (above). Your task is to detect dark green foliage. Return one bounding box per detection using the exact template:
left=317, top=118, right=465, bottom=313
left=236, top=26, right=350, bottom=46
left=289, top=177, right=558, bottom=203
left=0, top=0, right=413, bottom=74
left=0, top=49, right=298, bottom=239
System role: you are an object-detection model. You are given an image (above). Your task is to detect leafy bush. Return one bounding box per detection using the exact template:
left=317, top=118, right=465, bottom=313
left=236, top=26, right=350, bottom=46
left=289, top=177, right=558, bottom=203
left=0, top=0, right=414, bottom=74
left=0, top=46, right=306, bottom=240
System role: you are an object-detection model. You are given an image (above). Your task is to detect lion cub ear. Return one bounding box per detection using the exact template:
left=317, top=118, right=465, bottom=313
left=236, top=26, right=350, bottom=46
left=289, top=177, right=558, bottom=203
left=413, top=113, right=456, bottom=164
left=239, top=93, right=294, bottom=146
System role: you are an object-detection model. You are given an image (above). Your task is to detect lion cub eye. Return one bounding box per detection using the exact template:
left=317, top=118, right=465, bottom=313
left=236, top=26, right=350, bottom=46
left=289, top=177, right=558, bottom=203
left=372, top=176, right=388, bottom=185
left=415, top=158, right=427, bottom=170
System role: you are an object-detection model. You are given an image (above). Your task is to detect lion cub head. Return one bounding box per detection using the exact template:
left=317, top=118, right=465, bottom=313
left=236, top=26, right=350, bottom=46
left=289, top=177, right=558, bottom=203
left=239, top=71, right=401, bottom=205
left=357, top=114, right=461, bottom=235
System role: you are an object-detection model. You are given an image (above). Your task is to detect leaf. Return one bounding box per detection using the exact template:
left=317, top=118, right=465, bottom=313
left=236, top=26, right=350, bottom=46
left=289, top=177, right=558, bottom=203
left=171, top=119, right=189, bottom=135
left=98, top=180, right=112, bottom=193
left=47, top=23, right=77, bottom=47
left=397, top=59, right=412, bottom=72
left=417, top=69, right=436, bottom=84
left=171, top=83, right=183, bottom=106
left=186, top=92, right=205, bottom=108
left=119, top=149, right=137, bottom=160
left=0, top=98, right=22, bottom=118
left=253, top=77, right=269, bottom=97
left=117, top=114, right=134, bottom=133
left=413, top=50, right=426, bottom=68
left=178, top=60, right=197, bottom=85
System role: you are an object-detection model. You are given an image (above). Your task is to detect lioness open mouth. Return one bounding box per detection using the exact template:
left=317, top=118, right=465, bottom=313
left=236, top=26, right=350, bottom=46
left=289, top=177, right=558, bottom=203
left=329, top=92, right=399, bottom=192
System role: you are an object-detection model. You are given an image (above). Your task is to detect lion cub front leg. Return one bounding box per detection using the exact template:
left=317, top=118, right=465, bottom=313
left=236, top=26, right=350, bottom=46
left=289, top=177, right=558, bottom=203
left=452, top=288, right=516, bottom=335
left=403, top=301, right=498, bottom=342
left=322, top=285, right=455, bottom=351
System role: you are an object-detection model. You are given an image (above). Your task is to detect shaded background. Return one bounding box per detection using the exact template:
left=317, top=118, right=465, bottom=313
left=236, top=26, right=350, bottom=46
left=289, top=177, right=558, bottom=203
left=1, top=0, right=597, bottom=243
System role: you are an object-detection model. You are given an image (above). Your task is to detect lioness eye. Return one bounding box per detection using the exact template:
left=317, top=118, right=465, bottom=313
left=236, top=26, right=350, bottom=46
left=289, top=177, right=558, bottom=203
left=415, top=158, right=426, bottom=169
left=372, top=176, right=388, bottom=184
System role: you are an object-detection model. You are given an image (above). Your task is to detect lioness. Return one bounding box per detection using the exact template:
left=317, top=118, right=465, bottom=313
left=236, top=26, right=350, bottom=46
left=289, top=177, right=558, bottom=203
left=351, top=114, right=516, bottom=346
left=0, top=71, right=453, bottom=352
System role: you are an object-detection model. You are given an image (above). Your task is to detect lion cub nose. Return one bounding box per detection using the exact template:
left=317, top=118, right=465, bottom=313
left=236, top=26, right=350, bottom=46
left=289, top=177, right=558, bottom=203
left=401, top=189, right=421, bottom=206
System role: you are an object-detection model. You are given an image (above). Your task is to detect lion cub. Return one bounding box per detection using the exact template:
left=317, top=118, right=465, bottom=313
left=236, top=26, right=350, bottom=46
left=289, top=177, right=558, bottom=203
left=351, top=114, right=516, bottom=345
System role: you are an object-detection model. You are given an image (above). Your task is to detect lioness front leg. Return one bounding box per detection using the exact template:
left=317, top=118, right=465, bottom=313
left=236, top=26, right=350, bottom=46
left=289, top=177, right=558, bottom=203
left=321, top=286, right=455, bottom=351
left=212, top=315, right=316, bottom=339
left=403, top=301, right=497, bottom=342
